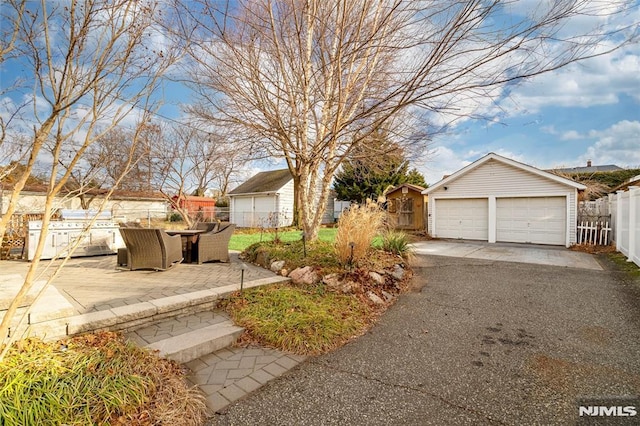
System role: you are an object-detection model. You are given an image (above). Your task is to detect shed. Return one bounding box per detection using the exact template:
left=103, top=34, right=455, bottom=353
left=423, top=153, right=586, bottom=247
left=385, top=183, right=427, bottom=230
left=172, top=195, right=216, bottom=220
left=228, top=169, right=295, bottom=228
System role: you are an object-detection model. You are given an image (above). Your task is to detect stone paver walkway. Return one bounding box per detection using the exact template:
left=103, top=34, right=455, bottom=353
left=126, top=311, right=306, bottom=414
left=186, top=344, right=306, bottom=413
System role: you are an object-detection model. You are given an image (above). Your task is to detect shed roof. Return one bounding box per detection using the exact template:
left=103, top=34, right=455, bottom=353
left=423, top=152, right=587, bottom=194
left=386, top=183, right=427, bottom=195
left=228, top=169, right=293, bottom=195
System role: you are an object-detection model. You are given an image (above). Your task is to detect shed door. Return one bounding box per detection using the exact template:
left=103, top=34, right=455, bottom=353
left=496, top=197, right=566, bottom=245
left=398, top=198, right=414, bottom=227
left=436, top=198, right=488, bottom=240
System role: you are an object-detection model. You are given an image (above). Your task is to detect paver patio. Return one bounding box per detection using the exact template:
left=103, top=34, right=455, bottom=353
left=0, top=251, right=274, bottom=314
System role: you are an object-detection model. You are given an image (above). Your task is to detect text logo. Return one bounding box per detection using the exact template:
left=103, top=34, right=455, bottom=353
left=579, top=406, right=637, bottom=417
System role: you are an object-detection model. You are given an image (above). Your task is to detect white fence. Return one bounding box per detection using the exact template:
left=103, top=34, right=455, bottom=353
left=603, top=187, right=640, bottom=267
left=577, top=221, right=611, bottom=245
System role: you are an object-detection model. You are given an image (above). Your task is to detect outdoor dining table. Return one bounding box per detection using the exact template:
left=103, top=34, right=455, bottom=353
left=165, top=229, right=205, bottom=263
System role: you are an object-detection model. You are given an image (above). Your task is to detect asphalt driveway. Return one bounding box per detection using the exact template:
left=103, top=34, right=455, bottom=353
left=213, top=253, right=640, bottom=425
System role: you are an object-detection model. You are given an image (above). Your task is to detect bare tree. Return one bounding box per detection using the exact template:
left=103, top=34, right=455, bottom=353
left=149, top=122, right=248, bottom=225
left=0, top=0, right=178, bottom=354
left=180, top=0, right=637, bottom=240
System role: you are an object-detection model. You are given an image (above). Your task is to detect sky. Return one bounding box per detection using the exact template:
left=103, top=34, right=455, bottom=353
left=418, top=41, right=640, bottom=185
left=1, top=1, right=639, bottom=189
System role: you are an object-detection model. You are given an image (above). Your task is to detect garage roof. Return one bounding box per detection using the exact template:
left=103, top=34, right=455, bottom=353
left=422, top=153, right=587, bottom=195
left=228, top=169, right=293, bottom=195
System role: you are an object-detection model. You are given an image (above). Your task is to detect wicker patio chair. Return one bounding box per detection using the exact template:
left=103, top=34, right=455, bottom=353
left=195, top=223, right=236, bottom=264
left=119, top=228, right=183, bottom=271
left=191, top=222, right=219, bottom=232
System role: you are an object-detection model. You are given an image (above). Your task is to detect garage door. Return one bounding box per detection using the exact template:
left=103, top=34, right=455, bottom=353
left=232, top=197, right=253, bottom=227
left=436, top=198, right=488, bottom=240
left=496, top=197, right=566, bottom=245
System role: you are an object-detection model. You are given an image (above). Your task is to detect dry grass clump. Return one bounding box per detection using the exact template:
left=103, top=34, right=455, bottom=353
left=334, top=201, right=385, bottom=265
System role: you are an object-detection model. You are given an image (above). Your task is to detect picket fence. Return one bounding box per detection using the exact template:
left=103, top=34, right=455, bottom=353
left=577, top=221, right=611, bottom=245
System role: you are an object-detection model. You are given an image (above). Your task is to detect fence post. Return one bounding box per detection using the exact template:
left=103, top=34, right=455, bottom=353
left=628, top=187, right=638, bottom=263
left=616, top=191, right=624, bottom=251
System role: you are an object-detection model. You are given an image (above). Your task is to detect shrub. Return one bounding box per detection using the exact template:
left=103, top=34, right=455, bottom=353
left=382, top=231, right=414, bottom=259
left=334, top=201, right=385, bottom=266
left=168, top=212, right=183, bottom=222
left=0, top=332, right=207, bottom=426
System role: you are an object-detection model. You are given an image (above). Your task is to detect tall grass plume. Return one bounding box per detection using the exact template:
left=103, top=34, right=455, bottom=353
left=334, top=201, right=385, bottom=266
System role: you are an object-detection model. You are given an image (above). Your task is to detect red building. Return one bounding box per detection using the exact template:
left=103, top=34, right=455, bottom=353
left=172, top=195, right=216, bottom=220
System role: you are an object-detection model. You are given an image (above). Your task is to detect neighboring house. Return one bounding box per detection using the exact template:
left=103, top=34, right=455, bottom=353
left=229, top=169, right=336, bottom=228
left=423, top=153, right=586, bottom=247
left=0, top=185, right=169, bottom=220
left=385, top=183, right=427, bottom=231
left=552, top=160, right=622, bottom=174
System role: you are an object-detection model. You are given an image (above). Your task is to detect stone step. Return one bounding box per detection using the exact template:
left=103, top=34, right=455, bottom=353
left=19, top=275, right=288, bottom=342
left=146, top=321, right=245, bottom=364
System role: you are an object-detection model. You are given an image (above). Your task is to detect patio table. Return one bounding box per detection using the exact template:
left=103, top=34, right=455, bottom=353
left=165, top=229, right=205, bottom=263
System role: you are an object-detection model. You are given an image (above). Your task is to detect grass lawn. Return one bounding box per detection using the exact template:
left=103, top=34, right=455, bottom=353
left=229, top=227, right=337, bottom=251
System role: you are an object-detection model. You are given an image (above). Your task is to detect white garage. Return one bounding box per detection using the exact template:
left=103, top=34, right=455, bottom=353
left=424, top=153, right=586, bottom=247
left=228, top=169, right=295, bottom=228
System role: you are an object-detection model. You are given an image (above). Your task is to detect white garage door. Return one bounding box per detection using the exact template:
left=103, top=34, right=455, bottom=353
left=436, top=198, right=488, bottom=240
left=232, top=197, right=253, bottom=227
left=497, top=197, right=566, bottom=245
left=233, top=196, right=276, bottom=227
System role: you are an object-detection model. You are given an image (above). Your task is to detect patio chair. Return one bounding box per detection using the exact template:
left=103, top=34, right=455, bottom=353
left=195, top=223, right=236, bottom=264
left=119, top=228, right=183, bottom=271
left=191, top=222, right=219, bottom=232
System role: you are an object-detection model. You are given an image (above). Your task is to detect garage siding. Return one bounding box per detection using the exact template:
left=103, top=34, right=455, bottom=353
left=427, top=159, right=578, bottom=245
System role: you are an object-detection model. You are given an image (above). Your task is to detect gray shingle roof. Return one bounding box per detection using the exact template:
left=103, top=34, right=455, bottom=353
left=228, top=169, right=292, bottom=195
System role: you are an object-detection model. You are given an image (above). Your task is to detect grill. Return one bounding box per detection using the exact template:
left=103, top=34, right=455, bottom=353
left=27, top=210, right=125, bottom=261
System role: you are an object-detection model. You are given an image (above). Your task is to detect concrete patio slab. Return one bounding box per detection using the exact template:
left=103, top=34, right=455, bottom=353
left=411, top=240, right=603, bottom=270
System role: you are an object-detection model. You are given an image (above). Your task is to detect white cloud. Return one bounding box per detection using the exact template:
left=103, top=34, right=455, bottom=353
left=560, top=130, right=582, bottom=141
left=501, top=43, right=640, bottom=115
left=579, top=120, right=640, bottom=167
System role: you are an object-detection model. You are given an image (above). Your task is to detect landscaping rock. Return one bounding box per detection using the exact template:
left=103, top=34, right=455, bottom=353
left=322, top=273, right=340, bottom=287
left=369, top=271, right=385, bottom=286
left=289, top=266, right=318, bottom=285
left=270, top=260, right=286, bottom=272
left=323, top=274, right=357, bottom=294
left=255, top=250, right=270, bottom=268
left=389, top=264, right=404, bottom=281
left=367, top=291, right=385, bottom=305
left=280, top=269, right=289, bottom=277
left=381, top=290, right=394, bottom=302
